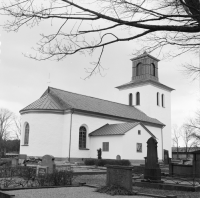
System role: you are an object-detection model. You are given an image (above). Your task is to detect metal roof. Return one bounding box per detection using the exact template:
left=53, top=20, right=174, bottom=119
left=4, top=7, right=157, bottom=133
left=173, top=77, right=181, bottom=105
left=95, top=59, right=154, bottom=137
left=89, top=122, right=155, bottom=137
left=20, top=87, right=164, bottom=127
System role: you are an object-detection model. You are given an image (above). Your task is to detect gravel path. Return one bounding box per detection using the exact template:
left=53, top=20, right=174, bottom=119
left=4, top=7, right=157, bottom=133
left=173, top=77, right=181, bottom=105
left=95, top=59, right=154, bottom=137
left=5, top=187, right=153, bottom=198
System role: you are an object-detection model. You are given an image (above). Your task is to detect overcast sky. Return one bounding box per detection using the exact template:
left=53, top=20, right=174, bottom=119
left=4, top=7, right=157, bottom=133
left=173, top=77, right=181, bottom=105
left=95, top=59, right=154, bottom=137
left=0, top=11, right=199, bottom=131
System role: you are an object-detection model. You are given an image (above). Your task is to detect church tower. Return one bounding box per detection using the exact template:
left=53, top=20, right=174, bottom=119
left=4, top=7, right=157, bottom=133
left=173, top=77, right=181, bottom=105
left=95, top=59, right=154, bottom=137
left=116, top=52, right=174, bottom=158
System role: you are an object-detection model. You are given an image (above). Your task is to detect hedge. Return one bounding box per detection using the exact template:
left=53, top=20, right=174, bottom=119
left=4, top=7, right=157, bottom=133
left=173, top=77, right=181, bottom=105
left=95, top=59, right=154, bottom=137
left=84, top=159, right=131, bottom=166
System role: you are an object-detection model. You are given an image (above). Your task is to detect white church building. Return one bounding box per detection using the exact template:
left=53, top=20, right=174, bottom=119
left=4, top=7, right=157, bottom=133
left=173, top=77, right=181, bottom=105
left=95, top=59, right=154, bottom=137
left=19, top=52, right=174, bottom=163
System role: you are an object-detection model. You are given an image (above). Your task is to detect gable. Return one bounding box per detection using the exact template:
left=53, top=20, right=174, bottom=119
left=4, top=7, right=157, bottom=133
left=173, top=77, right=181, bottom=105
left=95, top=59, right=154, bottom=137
left=89, top=122, right=156, bottom=138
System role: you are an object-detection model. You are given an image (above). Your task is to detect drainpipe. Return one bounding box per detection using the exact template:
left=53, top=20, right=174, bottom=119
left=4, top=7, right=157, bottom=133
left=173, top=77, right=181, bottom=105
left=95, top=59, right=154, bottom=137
left=161, top=126, right=164, bottom=161
left=68, top=109, right=74, bottom=162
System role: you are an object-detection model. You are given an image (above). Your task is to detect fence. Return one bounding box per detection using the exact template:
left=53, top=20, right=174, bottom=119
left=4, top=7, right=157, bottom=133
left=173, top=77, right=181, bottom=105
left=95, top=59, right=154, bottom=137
left=0, top=166, right=73, bottom=189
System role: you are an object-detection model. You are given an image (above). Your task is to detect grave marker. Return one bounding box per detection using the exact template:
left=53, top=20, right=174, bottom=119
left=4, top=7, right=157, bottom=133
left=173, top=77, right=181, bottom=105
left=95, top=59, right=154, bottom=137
left=41, top=155, right=55, bottom=174
left=106, top=165, right=133, bottom=191
left=38, top=166, right=48, bottom=177
left=116, top=155, right=121, bottom=160
left=164, top=149, right=169, bottom=164
left=144, top=137, right=161, bottom=181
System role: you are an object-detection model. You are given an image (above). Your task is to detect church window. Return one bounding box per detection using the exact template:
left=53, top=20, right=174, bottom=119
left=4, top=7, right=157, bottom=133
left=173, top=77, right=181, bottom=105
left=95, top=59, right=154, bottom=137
left=150, top=63, right=156, bottom=76
left=136, top=92, right=140, bottom=105
left=162, top=94, right=165, bottom=107
left=129, top=93, right=132, bottom=106
left=24, top=123, right=29, bottom=145
left=103, top=142, right=109, bottom=152
left=157, top=92, right=160, bottom=106
left=136, top=63, right=143, bottom=76
left=138, top=130, right=141, bottom=135
left=136, top=143, right=142, bottom=152
left=79, top=126, right=87, bottom=149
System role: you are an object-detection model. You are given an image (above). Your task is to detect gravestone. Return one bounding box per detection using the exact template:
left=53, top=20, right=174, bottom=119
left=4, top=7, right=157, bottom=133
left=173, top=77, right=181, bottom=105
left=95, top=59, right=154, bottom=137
left=144, top=137, right=161, bottom=181
left=11, top=157, right=19, bottom=166
left=106, top=165, right=133, bottom=191
left=41, top=155, right=55, bottom=174
left=116, top=155, right=121, bottom=160
left=164, top=149, right=169, bottom=164
left=18, top=154, right=27, bottom=165
left=38, top=166, right=48, bottom=177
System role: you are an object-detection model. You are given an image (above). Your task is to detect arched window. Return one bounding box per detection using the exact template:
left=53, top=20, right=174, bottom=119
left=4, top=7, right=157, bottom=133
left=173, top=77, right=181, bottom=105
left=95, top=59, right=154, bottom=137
left=157, top=92, right=160, bottom=106
left=162, top=94, right=165, bottom=107
left=136, top=63, right=143, bottom=76
left=136, top=92, right=140, bottom=105
left=79, top=126, right=87, bottom=149
left=150, top=63, right=156, bottom=76
left=129, top=93, right=132, bottom=106
left=24, top=123, right=29, bottom=145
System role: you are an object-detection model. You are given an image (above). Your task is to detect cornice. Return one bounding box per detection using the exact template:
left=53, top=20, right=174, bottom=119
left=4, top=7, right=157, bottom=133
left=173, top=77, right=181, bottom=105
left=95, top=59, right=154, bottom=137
left=116, top=80, right=174, bottom=92
left=20, top=107, right=164, bottom=128
left=20, top=109, right=64, bottom=115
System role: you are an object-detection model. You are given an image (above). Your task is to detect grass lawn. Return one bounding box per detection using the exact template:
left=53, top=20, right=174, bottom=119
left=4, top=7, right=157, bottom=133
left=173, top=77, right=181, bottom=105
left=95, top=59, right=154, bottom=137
left=73, top=174, right=200, bottom=198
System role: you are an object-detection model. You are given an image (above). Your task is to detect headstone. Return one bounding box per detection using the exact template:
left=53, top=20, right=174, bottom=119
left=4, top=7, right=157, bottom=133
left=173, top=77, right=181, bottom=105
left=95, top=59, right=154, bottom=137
left=116, top=155, right=121, bottom=160
left=18, top=154, right=27, bottom=165
left=164, top=149, right=169, bottom=164
left=41, top=155, right=55, bottom=174
left=38, top=166, right=48, bottom=177
left=11, top=157, right=19, bottom=166
left=144, top=137, right=161, bottom=181
left=106, top=165, right=133, bottom=191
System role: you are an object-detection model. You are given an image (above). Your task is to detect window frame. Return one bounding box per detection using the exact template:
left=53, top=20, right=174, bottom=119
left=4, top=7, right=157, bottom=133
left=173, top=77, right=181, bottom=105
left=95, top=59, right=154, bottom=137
left=136, top=63, right=143, bottom=76
left=162, top=94, right=165, bottom=107
left=129, top=93, right=133, bottom=106
left=24, top=123, right=29, bottom=145
left=157, top=92, right=160, bottom=106
left=79, top=126, right=87, bottom=149
left=136, top=92, right=140, bottom=105
left=136, top=143, right=142, bottom=153
left=150, top=63, right=156, bottom=76
left=102, top=142, right=109, bottom=152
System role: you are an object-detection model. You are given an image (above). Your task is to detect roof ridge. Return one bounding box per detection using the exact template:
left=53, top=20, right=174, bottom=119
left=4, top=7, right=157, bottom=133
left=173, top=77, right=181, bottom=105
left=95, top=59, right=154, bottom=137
left=49, top=89, right=73, bottom=110
left=49, top=86, right=149, bottom=113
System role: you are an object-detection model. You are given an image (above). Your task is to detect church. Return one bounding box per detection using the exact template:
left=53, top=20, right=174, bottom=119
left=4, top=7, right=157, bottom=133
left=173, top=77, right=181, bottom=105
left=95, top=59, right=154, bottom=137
left=19, top=52, right=174, bottom=163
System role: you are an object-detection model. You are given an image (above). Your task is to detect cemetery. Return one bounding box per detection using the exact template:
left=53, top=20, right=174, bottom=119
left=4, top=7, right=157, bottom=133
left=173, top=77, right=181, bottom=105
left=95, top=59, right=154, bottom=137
left=2, top=138, right=200, bottom=197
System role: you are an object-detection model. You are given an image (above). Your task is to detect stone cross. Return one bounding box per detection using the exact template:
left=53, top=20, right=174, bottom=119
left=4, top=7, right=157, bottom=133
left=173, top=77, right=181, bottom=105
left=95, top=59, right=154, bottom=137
left=144, top=137, right=161, bottom=181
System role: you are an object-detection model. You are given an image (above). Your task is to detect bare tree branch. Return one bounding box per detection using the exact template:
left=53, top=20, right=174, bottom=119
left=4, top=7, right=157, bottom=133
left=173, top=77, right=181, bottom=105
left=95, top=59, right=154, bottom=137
left=1, top=0, right=200, bottom=77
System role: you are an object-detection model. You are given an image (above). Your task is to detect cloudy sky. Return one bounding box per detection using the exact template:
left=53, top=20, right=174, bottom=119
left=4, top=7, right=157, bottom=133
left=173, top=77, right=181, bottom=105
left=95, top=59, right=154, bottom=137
left=0, top=8, right=199, bottom=130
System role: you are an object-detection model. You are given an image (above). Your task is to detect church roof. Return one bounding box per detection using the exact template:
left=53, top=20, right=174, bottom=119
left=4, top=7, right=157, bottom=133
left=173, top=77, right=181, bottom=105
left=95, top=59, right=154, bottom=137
left=89, top=122, right=156, bottom=137
left=116, top=79, right=174, bottom=92
left=130, top=51, right=160, bottom=62
left=20, top=87, right=164, bottom=127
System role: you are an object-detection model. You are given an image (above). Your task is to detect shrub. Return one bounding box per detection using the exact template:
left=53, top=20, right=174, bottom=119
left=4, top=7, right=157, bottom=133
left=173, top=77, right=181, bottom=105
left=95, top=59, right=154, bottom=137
left=84, top=158, right=96, bottom=166
left=96, top=185, right=133, bottom=195
left=84, top=159, right=131, bottom=166
left=38, top=170, right=73, bottom=186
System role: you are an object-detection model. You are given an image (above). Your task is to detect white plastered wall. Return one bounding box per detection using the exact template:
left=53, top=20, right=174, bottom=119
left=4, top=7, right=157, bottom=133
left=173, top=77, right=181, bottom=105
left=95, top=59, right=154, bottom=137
left=118, top=84, right=171, bottom=157
left=20, top=111, right=163, bottom=159
left=90, top=124, right=162, bottom=160
left=66, top=113, right=123, bottom=159
left=20, top=112, right=64, bottom=157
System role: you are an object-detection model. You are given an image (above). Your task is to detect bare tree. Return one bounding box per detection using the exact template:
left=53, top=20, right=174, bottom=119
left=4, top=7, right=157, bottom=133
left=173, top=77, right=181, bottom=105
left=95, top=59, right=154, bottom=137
left=188, top=110, right=200, bottom=141
left=181, top=123, right=199, bottom=158
left=13, top=116, right=21, bottom=140
left=172, top=125, right=181, bottom=159
left=0, top=109, right=14, bottom=154
left=1, top=0, right=200, bottom=78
